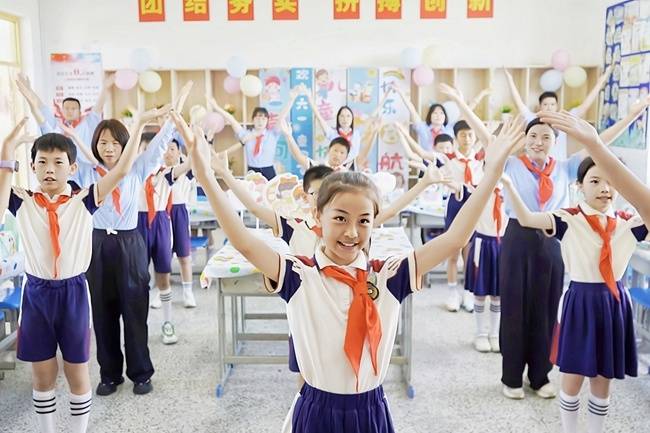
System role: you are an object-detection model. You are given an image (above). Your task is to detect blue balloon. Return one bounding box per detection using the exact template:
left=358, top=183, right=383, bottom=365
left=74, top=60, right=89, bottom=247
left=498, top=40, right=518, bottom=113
left=400, top=47, right=421, bottom=69
left=226, top=56, right=247, bottom=78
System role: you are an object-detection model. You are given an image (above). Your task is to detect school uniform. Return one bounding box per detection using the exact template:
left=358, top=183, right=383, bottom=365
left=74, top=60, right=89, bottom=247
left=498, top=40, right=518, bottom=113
left=465, top=187, right=507, bottom=297
left=325, top=127, right=363, bottom=161
left=169, top=170, right=195, bottom=259
left=136, top=167, right=174, bottom=273
left=8, top=183, right=99, bottom=364
left=267, top=248, right=421, bottom=433
left=499, top=152, right=582, bottom=390
left=307, top=158, right=357, bottom=172
left=237, top=127, right=282, bottom=180
left=546, top=202, right=642, bottom=379
left=443, top=150, right=483, bottom=229
left=85, top=120, right=175, bottom=385
left=412, top=120, right=455, bottom=152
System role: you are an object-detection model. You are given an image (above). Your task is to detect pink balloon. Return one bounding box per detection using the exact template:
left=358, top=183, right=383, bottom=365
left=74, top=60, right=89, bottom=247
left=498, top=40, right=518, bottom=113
left=551, top=49, right=571, bottom=72
left=223, top=75, right=240, bottom=94
left=412, top=65, right=434, bottom=87
left=114, top=69, right=138, bottom=90
left=202, top=112, right=225, bottom=134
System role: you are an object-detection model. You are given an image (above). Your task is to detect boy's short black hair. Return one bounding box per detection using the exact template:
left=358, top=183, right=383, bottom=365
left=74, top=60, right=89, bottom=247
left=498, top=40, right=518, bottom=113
left=140, top=132, right=157, bottom=145
left=453, top=120, right=471, bottom=137
left=62, top=97, right=81, bottom=110
left=434, top=133, right=453, bottom=146
left=252, top=107, right=269, bottom=119
left=31, top=133, right=77, bottom=164
left=303, top=165, right=334, bottom=192
left=538, top=91, right=558, bottom=105
left=328, top=136, right=351, bottom=155
left=525, top=118, right=559, bottom=137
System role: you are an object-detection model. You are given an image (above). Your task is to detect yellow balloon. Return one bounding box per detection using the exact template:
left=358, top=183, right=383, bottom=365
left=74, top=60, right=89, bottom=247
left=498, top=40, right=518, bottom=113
left=422, top=45, right=440, bottom=68
left=563, top=66, right=587, bottom=88
left=138, top=70, right=162, bottom=93
left=240, top=75, right=262, bottom=97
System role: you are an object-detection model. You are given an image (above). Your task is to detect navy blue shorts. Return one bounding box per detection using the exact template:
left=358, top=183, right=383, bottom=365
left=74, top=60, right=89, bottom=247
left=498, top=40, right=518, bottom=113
left=249, top=166, right=276, bottom=181
left=17, top=273, right=91, bottom=363
left=170, top=204, right=191, bottom=258
left=137, top=211, right=172, bottom=273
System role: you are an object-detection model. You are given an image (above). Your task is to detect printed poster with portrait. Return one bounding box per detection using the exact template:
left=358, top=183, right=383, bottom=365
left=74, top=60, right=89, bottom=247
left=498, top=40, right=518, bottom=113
left=259, top=68, right=291, bottom=173
left=49, top=53, right=103, bottom=116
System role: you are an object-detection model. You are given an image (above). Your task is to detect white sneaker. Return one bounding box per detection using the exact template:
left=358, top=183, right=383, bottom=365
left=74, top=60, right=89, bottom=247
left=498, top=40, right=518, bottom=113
left=183, top=288, right=197, bottom=308
left=462, top=291, right=474, bottom=312
left=502, top=385, right=525, bottom=400
left=474, top=335, right=491, bottom=353
left=489, top=335, right=500, bottom=353
left=150, top=290, right=161, bottom=309
left=445, top=291, right=460, bottom=312
left=161, top=321, right=178, bottom=345
left=535, top=382, right=557, bottom=399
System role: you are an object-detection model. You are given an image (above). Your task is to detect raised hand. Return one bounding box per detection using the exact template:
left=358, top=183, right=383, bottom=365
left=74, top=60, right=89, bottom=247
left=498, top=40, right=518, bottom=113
left=438, top=83, right=464, bottom=102
left=422, top=163, right=452, bottom=185
left=209, top=149, right=229, bottom=177
left=134, top=103, right=172, bottom=126
left=537, top=110, right=601, bottom=147
left=174, top=81, right=194, bottom=113
left=279, top=119, right=292, bottom=136
left=629, top=95, right=650, bottom=116
left=483, top=115, right=526, bottom=170
left=2, top=118, right=31, bottom=150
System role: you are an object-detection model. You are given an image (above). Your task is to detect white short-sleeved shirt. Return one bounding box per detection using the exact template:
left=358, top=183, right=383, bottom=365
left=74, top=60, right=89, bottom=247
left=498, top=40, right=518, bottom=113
left=265, top=248, right=421, bottom=394
left=545, top=201, right=649, bottom=283
left=138, top=168, right=173, bottom=212
left=274, top=212, right=321, bottom=257
left=8, top=183, right=100, bottom=279
left=171, top=171, right=196, bottom=205
left=413, top=120, right=455, bottom=152
left=446, top=150, right=484, bottom=188
left=307, top=158, right=357, bottom=172
left=475, top=187, right=508, bottom=237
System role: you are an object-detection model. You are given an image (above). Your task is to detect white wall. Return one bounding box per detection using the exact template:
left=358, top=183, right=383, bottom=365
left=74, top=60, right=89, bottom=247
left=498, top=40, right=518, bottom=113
left=34, top=0, right=610, bottom=71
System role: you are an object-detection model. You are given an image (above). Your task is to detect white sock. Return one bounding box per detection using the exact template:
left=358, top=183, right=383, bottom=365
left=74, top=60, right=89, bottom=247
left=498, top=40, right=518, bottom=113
left=160, top=288, right=172, bottom=323
left=587, top=394, right=609, bottom=433
left=182, top=281, right=193, bottom=293
left=33, top=389, right=56, bottom=433
left=489, top=299, right=501, bottom=337
left=447, top=282, right=457, bottom=294
left=559, top=390, right=580, bottom=433
left=69, top=390, right=92, bottom=433
left=474, top=299, right=488, bottom=336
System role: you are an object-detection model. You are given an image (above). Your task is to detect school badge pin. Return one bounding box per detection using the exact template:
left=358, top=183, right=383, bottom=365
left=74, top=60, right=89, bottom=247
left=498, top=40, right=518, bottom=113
left=367, top=273, right=379, bottom=301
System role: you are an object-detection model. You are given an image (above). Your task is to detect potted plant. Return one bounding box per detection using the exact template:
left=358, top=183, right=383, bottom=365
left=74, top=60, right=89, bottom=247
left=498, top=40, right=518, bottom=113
left=121, top=107, right=134, bottom=127
left=500, top=105, right=513, bottom=121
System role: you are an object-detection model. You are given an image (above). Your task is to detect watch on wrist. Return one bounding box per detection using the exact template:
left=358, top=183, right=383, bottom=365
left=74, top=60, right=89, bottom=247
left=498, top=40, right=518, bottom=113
left=0, top=160, right=19, bottom=172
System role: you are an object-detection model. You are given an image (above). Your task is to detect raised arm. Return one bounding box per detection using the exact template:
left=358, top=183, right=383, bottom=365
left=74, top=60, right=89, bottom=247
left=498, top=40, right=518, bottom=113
left=598, top=95, right=650, bottom=145
left=414, top=116, right=525, bottom=277
left=207, top=96, right=246, bottom=137
left=368, top=85, right=394, bottom=120
left=439, top=83, right=492, bottom=146
left=275, top=86, right=300, bottom=125
left=393, top=122, right=423, bottom=162
left=503, top=68, right=529, bottom=115
left=374, top=164, right=451, bottom=226
left=92, top=74, right=115, bottom=114
left=538, top=110, right=650, bottom=224
left=305, top=90, right=332, bottom=136
left=0, top=118, right=31, bottom=217
left=171, top=155, right=192, bottom=180
left=501, top=174, right=553, bottom=230
left=15, top=74, right=46, bottom=125
left=571, top=65, right=613, bottom=119
left=279, top=119, right=310, bottom=170
left=58, top=121, right=99, bottom=166
left=210, top=149, right=278, bottom=230
left=394, top=85, right=424, bottom=124
left=467, top=87, right=491, bottom=112
left=355, top=118, right=380, bottom=168
left=172, top=112, right=280, bottom=281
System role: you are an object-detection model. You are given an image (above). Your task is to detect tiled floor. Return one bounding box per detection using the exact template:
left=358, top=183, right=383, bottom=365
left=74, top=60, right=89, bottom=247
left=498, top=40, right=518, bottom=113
left=1, top=276, right=648, bottom=433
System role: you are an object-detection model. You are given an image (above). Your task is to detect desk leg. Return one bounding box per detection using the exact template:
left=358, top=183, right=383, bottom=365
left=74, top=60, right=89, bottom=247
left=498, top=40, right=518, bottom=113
left=216, top=279, right=232, bottom=398
left=403, top=296, right=415, bottom=399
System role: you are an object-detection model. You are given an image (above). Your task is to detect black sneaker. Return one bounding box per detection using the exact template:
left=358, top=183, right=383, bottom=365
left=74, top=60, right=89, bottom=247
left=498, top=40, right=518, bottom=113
left=96, top=377, right=124, bottom=396
left=133, top=379, right=153, bottom=395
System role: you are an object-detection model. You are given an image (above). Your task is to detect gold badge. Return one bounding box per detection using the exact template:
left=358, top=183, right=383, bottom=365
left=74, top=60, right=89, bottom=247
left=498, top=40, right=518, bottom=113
left=367, top=273, right=379, bottom=301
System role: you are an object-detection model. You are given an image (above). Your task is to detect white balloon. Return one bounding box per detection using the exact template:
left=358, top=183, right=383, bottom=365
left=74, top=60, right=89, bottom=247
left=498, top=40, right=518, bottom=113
left=539, top=69, right=564, bottom=92
left=138, top=70, right=162, bottom=93
left=240, top=75, right=263, bottom=97
left=226, top=56, right=247, bottom=78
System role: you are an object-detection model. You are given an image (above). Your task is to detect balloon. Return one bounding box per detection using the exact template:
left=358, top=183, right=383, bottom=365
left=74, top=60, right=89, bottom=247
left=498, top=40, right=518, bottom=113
left=442, top=101, right=460, bottom=124
left=202, top=112, right=225, bottom=134
left=563, top=66, right=587, bottom=88
left=226, top=56, right=247, bottom=78
left=223, top=75, right=240, bottom=94
left=400, top=47, right=421, bottom=69
left=422, top=45, right=440, bottom=68
left=240, top=75, right=263, bottom=97
left=114, top=69, right=138, bottom=90
left=539, top=69, right=563, bottom=92
left=412, top=65, right=434, bottom=87
left=130, top=48, right=153, bottom=73
left=138, top=70, right=162, bottom=93
left=551, top=49, right=571, bottom=72
left=189, top=105, right=207, bottom=125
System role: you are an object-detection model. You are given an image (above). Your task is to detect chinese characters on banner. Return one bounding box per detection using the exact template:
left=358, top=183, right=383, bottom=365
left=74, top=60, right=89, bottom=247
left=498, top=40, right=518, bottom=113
left=467, top=0, right=493, bottom=18
left=333, top=0, right=360, bottom=20
left=228, top=0, right=254, bottom=21
left=183, top=0, right=209, bottom=21
left=421, top=0, right=446, bottom=19
left=50, top=53, right=104, bottom=112
left=376, top=0, right=401, bottom=19
left=273, top=0, right=299, bottom=20
left=289, top=68, right=314, bottom=175
left=138, top=0, right=165, bottom=22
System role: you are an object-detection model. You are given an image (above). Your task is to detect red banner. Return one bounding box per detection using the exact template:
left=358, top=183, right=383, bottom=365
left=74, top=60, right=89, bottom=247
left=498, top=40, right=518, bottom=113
left=138, top=0, right=165, bottom=22
left=273, top=0, right=299, bottom=20
left=467, top=0, right=493, bottom=18
left=228, top=0, right=254, bottom=21
left=333, top=0, right=360, bottom=20
left=183, top=0, right=209, bottom=21
left=376, top=0, right=401, bottom=19
left=420, top=0, right=446, bottom=19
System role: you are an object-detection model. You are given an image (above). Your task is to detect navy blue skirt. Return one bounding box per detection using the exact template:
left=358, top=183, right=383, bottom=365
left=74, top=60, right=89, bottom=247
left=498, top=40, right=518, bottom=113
left=292, top=383, right=395, bottom=433
left=465, top=233, right=500, bottom=297
left=554, top=281, right=637, bottom=379
left=444, top=186, right=470, bottom=229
